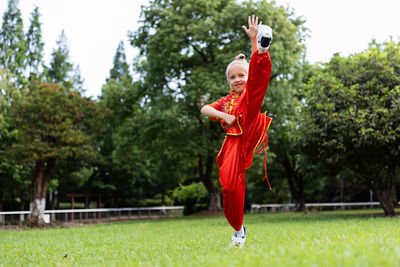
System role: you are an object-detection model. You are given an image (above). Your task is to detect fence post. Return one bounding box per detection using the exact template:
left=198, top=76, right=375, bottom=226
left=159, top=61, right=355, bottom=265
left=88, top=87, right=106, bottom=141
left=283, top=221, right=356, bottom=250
left=19, top=214, right=24, bottom=226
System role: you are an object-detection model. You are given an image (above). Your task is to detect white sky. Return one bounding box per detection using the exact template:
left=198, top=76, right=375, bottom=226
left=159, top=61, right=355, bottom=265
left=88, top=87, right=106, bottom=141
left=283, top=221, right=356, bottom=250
left=1, top=0, right=400, bottom=98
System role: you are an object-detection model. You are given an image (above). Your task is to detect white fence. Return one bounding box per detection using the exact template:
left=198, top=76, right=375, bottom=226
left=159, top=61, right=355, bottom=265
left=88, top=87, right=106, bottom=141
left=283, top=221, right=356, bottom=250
left=0, top=206, right=184, bottom=226
left=250, top=202, right=400, bottom=213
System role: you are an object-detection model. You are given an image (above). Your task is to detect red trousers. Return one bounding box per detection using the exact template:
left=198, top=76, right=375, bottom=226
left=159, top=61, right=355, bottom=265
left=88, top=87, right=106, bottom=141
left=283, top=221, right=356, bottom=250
left=217, top=51, right=272, bottom=231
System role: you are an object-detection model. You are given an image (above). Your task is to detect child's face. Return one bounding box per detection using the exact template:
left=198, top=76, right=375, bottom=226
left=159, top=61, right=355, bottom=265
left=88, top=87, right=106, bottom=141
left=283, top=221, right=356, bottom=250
left=228, top=65, right=248, bottom=93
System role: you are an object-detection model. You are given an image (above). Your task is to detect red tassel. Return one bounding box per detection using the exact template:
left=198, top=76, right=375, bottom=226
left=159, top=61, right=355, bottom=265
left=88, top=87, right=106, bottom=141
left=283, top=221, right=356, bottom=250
left=256, top=135, right=271, bottom=191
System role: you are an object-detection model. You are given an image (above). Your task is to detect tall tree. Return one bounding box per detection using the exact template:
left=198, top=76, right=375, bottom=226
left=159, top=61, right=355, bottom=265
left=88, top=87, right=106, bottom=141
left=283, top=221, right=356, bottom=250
left=130, top=0, right=306, bottom=210
left=110, top=87, right=191, bottom=205
left=271, top=62, right=323, bottom=210
left=0, top=69, right=29, bottom=212
left=92, top=43, right=137, bottom=206
left=9, top=82, right=105, bottom=226
left=0, top=70, right=14, bottom=211
left=25, top=6, right=44, bottom=82
left=72, top=65, right=85, bottom=93
left=300, top=40, right=400, bottom=216
left=0, top=0, right=26, bottom=86
left=108, top=41, right=132, bottom=84
left=47, top=30, right=74, bottom=90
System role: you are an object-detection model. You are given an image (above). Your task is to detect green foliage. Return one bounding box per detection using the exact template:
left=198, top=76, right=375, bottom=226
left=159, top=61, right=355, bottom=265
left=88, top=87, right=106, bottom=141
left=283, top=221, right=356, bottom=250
left=109, top=84, right=190, bottom=202
left=99, top=36, right=195, bottom=205
left=138, top=194, right=174, bottom=206
left=25, top=6, right=45, bottom=82
left=0, top=3, right=92, bottom=213
left=47, top=30, right=74, bottom=90
left=0, top=69, right=29, bottom=209
left=0, top=0, right=26, bottom=87
left=0, top=69, right=19, bottom=131
left=96, top=57, right=148, bottom=204
left=301, top=40, right=400, bottom=176
left=7, top=82, right=106, bottom=220
left=299, top=39, right=400, bottom=215
left=172, top=182, right=209, bottom=215
left=71, top=65, right=85, bottom=93
left=10, top=83, right=105, bottom=163
left=129, top=0, right=307, bottom=207
left=108, top=41, right=132, bottom=84
left=69, top=167, right=94, bottom=188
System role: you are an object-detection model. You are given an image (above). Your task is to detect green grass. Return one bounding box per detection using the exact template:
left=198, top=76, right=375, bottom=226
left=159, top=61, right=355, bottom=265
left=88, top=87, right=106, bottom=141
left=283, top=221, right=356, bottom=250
left=1, top=209, right=400, bottom=266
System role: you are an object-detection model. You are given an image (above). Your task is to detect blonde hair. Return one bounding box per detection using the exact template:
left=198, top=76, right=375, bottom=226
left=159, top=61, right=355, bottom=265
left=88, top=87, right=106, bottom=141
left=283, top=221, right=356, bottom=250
left=225, top=54, right=249, bottom=87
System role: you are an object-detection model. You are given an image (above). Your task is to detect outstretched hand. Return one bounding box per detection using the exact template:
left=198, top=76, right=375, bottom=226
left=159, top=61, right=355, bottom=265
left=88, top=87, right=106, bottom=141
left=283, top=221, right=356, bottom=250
left=242, top=14, right=262, bottom=40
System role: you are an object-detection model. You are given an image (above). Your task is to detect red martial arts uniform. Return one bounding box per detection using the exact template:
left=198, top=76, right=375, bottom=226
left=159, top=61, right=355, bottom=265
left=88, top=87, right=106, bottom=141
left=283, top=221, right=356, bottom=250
left=207, top=50, right=272, bottom=231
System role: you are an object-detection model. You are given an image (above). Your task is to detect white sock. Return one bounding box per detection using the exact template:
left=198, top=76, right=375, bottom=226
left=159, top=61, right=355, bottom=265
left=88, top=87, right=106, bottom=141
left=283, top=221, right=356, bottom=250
left=236, top=225, right=244, bottom=237
left=258, top=47, right=267, bottom=54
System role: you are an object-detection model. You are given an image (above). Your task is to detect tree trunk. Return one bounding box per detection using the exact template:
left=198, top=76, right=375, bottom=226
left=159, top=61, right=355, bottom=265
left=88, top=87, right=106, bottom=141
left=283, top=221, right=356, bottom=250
left=283, top=154, right=305, bottom=211
left=375, top=186, right=396, bottom=216
left=161, top=188, right=166, bottom=215
left=0, top=190, right=3, bottom=212
left=199, top=155, right=222, bottom=211
left=391, top=175, right=398, bottom=207
left=372, top=167, right=396, bottom=216
left=161, top=188, right=166, bottom=206
left=29, top=159, right=54, bottom=227
left=29, top=197, right=46, bottom=226
left=297, top=191, right=305, bottom=212
left=208, top=190, right=222, bottom=211
left=50, top=191, right=56, bottom=222
left=20, top=192, right=25, bottom=223
left=0, top=190, right=3, bottom=225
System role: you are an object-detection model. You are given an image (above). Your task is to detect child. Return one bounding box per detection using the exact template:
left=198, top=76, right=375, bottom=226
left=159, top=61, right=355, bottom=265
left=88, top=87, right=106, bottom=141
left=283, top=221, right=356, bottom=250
left=200, top=15, right=273, bottom=247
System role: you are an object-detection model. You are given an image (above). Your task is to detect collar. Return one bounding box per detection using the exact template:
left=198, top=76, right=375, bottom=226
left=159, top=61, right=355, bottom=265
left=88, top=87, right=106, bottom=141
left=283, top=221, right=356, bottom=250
left=229, top=88, right=245, bottom=98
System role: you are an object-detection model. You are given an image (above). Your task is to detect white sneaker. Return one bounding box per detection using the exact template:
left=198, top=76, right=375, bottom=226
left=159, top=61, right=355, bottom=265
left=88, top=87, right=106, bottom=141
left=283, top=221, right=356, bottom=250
left=257, top=25, right=273, bottom=50
left=231, top=226, right=246, bottom=248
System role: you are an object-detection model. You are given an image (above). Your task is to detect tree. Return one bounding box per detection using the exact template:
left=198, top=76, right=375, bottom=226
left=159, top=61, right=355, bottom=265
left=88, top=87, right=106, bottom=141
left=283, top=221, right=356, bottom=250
left=272, top=62, right=325, bottom=210
left=113, top=89, right=193, bottom=205
left=92, top=42, right=139, bottom=206
left=47, top=30, right=74, bottom=90
left=25, top=6, right=45, bottom=82
left=0, top=69, right=30, bottom=212
left=72, top=65, right=85, bottom=93
left=130, top=0, right=306, bottom=210
left=108, top=41, right=132, bottom=84
left=300, top=40, right=400, bottom=216
left=9, top=82, right=105, bottom=226
left=0, top=0, right=26, bottom=86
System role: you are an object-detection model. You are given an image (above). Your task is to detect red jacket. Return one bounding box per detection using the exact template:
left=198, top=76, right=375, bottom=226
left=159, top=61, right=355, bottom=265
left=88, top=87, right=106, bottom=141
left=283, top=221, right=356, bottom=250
left=207, top=50, right=272, bottom=186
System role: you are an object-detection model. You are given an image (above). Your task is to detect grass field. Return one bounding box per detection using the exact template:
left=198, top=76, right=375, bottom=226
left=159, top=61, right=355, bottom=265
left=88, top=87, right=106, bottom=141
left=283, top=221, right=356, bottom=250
left=1, top=209, right=400, bottom=266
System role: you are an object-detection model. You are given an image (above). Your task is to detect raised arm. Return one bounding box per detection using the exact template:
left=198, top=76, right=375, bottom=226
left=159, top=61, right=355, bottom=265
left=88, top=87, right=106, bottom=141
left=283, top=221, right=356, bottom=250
left=242, top=15, right=261, bottom=54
